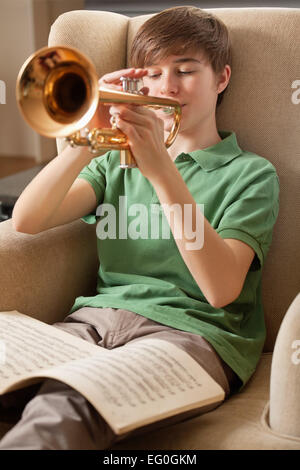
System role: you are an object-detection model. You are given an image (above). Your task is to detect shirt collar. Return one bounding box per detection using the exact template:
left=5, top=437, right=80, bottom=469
left=185, top=131, right=243, bottom=172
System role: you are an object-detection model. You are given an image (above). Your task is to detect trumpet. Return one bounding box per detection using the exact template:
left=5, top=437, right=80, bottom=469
left=16, top=46, right=181, bottom=168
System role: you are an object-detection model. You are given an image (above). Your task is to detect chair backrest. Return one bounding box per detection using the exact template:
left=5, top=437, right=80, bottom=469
left=49, top=8, right=300, bottom=352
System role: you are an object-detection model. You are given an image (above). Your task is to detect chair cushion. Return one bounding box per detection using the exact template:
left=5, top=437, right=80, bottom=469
left=0, top=219, right=98, bottom=324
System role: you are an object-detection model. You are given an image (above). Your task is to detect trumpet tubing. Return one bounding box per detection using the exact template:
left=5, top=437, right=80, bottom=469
left=16, top=46, right=181, bottom=168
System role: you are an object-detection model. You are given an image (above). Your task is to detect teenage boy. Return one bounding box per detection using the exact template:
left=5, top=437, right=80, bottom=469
left=0, top=6, right=279, bottom=450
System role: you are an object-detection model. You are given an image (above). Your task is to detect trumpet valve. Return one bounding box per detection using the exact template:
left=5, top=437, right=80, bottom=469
left=120, top=76, right=142, bottom=94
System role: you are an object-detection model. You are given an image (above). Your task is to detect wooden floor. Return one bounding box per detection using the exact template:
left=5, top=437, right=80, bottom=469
left=0, top=156, right=37, bottom=178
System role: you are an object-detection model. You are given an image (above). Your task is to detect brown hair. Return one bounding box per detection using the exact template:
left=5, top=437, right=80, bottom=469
left=130, top=6, right=232, bottom=105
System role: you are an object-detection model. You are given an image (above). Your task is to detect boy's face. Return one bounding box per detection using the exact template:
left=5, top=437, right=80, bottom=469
left=142, top=52, right=230, bottom=136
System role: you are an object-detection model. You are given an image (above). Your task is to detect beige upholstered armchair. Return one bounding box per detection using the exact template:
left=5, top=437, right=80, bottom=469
left=1, top=8, right=300, bottom=450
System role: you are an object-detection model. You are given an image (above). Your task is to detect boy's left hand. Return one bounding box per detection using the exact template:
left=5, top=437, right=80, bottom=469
left=109, top=101, right=173, bottom=183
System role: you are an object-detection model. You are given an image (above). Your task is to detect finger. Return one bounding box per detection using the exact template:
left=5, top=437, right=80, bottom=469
left=115, top=107, right=162, bottom=131
left=111, top=106, right=146, bottom=124
left=99, top=68, right=134, bottom=85
left=109, top=104, right=136, bottom=116
left=115, top=115, right=143, bottom=141
left=99, top=68, right=148, bottom=86
left=121, top=105, right=157, bottom=119
left=109, top=104, right=137, bottom=129
left=139, top=86, right=150, bottom=96
left=111, top=105, right=166, bottom=130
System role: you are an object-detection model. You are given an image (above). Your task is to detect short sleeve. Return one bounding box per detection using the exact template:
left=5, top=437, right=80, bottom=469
left=77, top=152, right=109, bottom=224
left=216, top=170, right=280, bottom=270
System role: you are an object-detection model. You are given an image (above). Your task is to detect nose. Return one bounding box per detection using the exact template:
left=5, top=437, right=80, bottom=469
left=160, top=73, right=179, bottom=96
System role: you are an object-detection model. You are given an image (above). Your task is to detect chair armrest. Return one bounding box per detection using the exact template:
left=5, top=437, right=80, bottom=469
left=0, top=219, right=98, bottom=324
left=269, top=292, right=300, bottom=437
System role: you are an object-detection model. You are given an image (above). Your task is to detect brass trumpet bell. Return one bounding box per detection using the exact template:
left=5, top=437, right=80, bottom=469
left=16, top=46, right=181, bottom=168
left=16, top=46, right=99, bottom=138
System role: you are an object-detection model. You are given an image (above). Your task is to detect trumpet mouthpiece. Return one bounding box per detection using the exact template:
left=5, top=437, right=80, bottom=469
left=162, top=107, right=174, bottom=114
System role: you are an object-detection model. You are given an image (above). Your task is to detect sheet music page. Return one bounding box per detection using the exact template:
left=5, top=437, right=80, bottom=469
left=41, top=338, right=225, bottom=434
left=0, top=310, right=101, bottom=391
left=0, top=310, right=225, bottom=435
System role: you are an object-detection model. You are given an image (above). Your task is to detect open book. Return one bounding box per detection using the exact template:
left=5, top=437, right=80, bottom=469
left=0, top=311, right=225, bottom=436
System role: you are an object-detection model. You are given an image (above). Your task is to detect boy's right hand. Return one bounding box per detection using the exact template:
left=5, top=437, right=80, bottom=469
left=98, top=67, right=148, bottom=91
left=87, top=68, right=148, bottom=130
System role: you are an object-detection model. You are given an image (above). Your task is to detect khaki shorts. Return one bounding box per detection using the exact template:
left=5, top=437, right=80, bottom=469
left=56, top=306, right=238, bottom=398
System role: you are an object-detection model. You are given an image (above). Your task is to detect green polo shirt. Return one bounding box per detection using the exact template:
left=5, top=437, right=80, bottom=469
left=69, top=131, right=280, bottom=389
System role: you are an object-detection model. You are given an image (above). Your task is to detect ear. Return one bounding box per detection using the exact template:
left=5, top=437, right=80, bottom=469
left=216, top=65, right=231, bottom=94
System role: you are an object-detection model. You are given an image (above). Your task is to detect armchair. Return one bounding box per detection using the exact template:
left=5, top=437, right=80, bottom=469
left=1, top=7, right=300, bottom=450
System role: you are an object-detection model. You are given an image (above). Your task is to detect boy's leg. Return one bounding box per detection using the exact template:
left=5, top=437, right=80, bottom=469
left=0, top=378, right=117, bottom=450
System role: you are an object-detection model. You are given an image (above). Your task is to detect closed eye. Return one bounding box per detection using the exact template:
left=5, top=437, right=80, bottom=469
left=148, top=74, right=161, bottom=79
left=178, top=71, right=194, bottom=75
left=148, top=71, right=195, bottom=79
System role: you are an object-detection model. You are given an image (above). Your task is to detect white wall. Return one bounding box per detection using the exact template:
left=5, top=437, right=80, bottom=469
left=0, top=0, right=84, bottom=163
left=0, top=0, right=36, bottom=159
